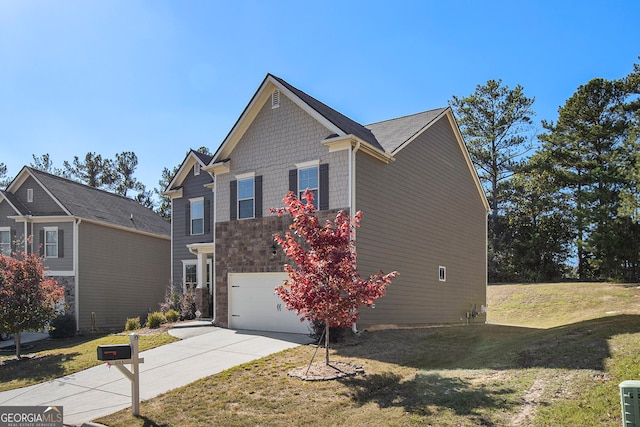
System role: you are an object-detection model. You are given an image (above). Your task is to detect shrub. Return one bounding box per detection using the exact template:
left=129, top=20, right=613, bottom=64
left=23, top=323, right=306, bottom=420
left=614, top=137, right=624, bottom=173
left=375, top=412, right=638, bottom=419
left=180, top=289, right=197, bottom=320
left=159, top=283, right=181, bottom=313
left=309, top=319, right=348, bottom=344
left=145, top=311, right=166, bottom=329
left=165, top=309, right=180, bottom=323
left=125, top=317, right=141, bottom=331
left=48, top=313, right=76, bottom=339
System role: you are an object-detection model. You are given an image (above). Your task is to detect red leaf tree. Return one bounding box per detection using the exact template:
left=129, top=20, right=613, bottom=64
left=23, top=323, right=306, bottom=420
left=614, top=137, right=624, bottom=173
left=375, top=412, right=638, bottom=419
left=0, top=252, right=64, bottom=358
left=271, top=190, right=397, bottom=364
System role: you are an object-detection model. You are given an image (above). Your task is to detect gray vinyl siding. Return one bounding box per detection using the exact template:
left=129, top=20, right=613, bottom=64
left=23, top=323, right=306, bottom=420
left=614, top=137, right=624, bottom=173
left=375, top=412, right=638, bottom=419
left=33, top=221, right=74, bottom=271
left=171, top=165, right=214, bottom=287
left=77, top=221, right=170, bottom=329
left=0, top=202, right=23, bottom=253
left=355, top=115, right=487, bottom=327
left=216, top=93, right=350, bottom=224
left=14, top=176, right=66, bottom=215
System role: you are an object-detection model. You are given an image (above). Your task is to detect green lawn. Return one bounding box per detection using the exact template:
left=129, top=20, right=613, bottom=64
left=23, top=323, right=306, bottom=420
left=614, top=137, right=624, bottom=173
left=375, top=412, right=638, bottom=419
left=95, top=282, right=640, bottom=427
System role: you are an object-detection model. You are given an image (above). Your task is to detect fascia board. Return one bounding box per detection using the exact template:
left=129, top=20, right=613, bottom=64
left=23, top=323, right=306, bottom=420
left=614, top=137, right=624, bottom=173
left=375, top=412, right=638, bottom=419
left=164, top=152, right=207, bottom=193
left=391, top=108, right=449, bottom=155
left=23, top=169, right=72, bottom=216
left=78, top=217, right=171, bottom=241
left=445, top=109, right=491, bottom=213
left=0, top=193, right=22, bottom=215
left=323, top=135, right=394, bottom=163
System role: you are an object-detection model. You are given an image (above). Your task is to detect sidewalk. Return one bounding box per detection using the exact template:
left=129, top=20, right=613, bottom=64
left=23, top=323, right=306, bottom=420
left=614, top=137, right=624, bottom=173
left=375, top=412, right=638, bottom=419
left=0, top=324, right=311, bottom=426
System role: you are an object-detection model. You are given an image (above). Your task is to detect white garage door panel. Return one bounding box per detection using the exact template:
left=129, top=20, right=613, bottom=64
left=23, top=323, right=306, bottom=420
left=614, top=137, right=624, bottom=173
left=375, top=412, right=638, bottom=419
left=229, top=273, right=310, bottom=334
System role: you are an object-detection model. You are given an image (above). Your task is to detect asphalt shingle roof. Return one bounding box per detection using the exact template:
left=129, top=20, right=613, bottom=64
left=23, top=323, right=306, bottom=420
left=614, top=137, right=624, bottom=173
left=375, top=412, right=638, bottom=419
left=27, top=168, right=170, bottom=237
left=270, top=74, right=386, bottom=152
left=365, top=108, right=448, bottom=153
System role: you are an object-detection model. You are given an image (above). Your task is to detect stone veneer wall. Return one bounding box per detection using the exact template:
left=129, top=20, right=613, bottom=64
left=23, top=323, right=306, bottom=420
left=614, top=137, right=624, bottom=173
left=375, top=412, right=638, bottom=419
left=214, top=209, right=344, bottom=327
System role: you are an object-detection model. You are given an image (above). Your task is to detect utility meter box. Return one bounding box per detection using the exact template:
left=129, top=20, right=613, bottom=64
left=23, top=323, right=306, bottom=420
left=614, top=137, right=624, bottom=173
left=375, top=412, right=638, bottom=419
left=620, top=380, right=640, bottom=426
left=97, top=344, right=132, bottom=361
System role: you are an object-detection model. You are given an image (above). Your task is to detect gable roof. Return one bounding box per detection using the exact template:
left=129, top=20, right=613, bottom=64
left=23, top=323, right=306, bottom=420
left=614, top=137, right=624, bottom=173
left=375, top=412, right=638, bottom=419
left=6, top=167, right=170, bottom=238
left=270, top=75, right=385, bottom=152
left=164, top=149, right=214, bottom=194
left=0, top=190, right=29, bottom=215
left=366, top=108, right=448, bottom=153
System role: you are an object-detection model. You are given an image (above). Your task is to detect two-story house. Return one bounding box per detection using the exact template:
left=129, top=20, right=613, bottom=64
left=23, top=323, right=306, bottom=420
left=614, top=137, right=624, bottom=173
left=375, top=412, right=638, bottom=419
left=165, top=74, right=490, bottom=334
left=0, top=167, right=171, bottom=330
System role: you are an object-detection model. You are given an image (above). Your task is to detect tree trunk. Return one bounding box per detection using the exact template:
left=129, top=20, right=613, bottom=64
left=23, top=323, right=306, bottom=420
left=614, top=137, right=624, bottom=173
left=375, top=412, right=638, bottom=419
left=15, top=332, right=21, bottom=359
left=325, top=324, right=330, bottom=365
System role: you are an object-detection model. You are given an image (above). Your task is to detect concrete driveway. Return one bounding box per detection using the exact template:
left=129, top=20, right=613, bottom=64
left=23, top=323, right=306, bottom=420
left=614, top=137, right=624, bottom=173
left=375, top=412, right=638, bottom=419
left=0, top=325, right=311, bottom=426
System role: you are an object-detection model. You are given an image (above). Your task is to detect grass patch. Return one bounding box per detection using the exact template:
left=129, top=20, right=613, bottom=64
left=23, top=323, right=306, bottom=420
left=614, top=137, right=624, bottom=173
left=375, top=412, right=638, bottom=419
left=0, top=332, right=178, bottom=392
left=97, top=282, right=640, bottom=427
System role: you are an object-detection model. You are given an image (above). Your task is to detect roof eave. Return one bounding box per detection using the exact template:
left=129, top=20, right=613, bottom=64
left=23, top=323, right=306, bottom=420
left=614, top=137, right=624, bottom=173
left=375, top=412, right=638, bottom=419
left=323, top=135, right=395, bottom=164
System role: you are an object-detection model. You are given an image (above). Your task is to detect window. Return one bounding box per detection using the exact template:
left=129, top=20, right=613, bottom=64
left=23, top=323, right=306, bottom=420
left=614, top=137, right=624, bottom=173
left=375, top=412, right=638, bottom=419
left=27, top=188, right=33, bottom=203
left=0, top=227, right=10, bottom=255
left=182, top=260, right=212, bottom=290
left=298, top=165, right=319, bottom=207
left=183, top=262, right=197, bottom=290
left=44, top=227, right=58, bottom=258
left=439, top=266, right=446, bottom=282
left=238, top=177, right=255, bottom=219
left=190, top=198, right=204, bottom=235
left=194, top=163, right=201, bottom=176
left=290, top=162, right=328, bottom=210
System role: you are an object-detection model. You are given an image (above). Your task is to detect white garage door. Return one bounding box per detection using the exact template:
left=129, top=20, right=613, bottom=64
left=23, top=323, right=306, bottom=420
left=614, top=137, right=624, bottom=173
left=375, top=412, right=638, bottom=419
left=228, top=272, right=311, bottom=334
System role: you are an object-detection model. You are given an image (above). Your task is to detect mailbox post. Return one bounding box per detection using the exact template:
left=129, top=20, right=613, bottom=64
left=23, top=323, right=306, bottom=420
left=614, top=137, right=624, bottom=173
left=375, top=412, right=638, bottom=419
left=97, top=333, right=144, bottom=416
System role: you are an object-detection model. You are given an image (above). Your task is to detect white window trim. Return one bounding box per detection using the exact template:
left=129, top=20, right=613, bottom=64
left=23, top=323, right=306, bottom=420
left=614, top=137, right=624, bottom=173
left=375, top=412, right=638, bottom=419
left=236, top=174, right=255, bottom=220
left=296, top=162, right=320, bottom=207
left=181, top=259, right=212, bottom=290
left=439, top=266, right=446, bottom=282
left=44, top=226, right=59, bottom=259
left=190, top=197, right=205, bottom=235
left=295, top=159, right=320, bottom=169
left=182, top=260, right=197, bottom=290
left=235, top=171, right=255, bottom=180
left=0, top=227, right=10, bottom=255
left=27, top=188, right=34, bottom=203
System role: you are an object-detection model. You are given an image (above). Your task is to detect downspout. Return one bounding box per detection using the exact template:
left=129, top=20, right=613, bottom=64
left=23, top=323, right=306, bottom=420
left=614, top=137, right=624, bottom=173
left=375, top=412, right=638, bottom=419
left=170, top=197, right=174, bottom=295
left=350, top=140, right=361, bottom=334
left=74, top=218, right=82, bottom=332
left=211, top=179, right=217, bottom=325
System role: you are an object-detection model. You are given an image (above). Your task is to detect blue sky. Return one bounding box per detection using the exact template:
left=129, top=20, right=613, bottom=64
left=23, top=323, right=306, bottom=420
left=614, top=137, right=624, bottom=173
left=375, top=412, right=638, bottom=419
left=1, top=1, right=638, bottom=193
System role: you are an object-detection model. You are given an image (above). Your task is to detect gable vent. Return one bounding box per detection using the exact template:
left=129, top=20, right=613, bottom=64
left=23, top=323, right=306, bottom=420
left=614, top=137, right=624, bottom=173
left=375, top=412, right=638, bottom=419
left=272, top=90, right=280, bottom=109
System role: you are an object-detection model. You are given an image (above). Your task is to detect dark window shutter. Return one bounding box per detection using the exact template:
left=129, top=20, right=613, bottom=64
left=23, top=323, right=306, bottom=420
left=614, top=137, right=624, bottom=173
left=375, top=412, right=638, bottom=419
left=319, top=163, right=329, bottom=211
left=10, top=228, right=16, bottom=253
left=255, top=176, right=263, bottom=218
left=230, top=180, right=237, bottom=220
left=185, top=203, right=190, bottom=235
left=204, top=199, right=211, bottom=233
left=58, top=229, right=64, bottom=258
left=39, top=229, right=44, bottom=256
left=289, top=169, right=297, bottom=194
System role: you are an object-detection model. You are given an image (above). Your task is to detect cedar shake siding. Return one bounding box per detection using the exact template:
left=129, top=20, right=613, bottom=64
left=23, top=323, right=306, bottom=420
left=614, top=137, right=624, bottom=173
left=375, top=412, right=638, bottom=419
left=214, top=91, right=350, bottom=224
left=355, top=115, right=487, bottom=326
left=171, top=165, right=214, bottom=287
left=77, top=221, right=170, bottom=330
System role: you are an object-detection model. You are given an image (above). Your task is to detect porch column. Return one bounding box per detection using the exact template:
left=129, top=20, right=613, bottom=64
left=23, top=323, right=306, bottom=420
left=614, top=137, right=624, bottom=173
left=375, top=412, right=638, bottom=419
left=195, top=252, right=210, bottom=318
left=197, top=252, right=207, bottom=289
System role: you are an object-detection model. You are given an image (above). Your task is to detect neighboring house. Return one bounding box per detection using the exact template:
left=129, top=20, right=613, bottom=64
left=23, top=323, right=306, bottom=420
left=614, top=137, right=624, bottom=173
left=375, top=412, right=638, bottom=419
left=0, top=167, right=171, bottom=330
left=165, top=74, right=490, bottom=334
